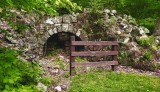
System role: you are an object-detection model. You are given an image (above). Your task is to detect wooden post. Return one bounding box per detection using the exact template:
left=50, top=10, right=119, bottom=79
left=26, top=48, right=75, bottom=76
left=70, top=36, right=75, bottom=76
left=111, top=37, right=118, bottom=71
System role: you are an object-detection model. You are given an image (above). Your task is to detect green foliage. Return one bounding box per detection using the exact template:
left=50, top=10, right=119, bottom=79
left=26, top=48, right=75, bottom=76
left=52, top=75, right=61, bottom=85
left=75, top=57, right=86, bottom=62
left=70, top=71, right=160, bottom=92
left=0, top=0, right=81, bottom=33
left=40, top=77, right=52, bottom=86
left=63, top=71, right=70, bottom=78
left=48, top=48, right=63, bottom=56
left=56, top=57, right=65, bottom=69
left=0, top=47, right=42, bottom=91
left=0, top=0, right=81, bottom=15
left=118, top=51, right=134, bottom=65
left=73, top=0, right=160, bottom=34
left=139, top=18, right=156, bottom=35
left=116, top=0, right=160, bottom=34
left=141, top=51, right=153, bottom=61
left=137, top=36, right=155, bottom=47
left=136, top=35, right=159, bottom=52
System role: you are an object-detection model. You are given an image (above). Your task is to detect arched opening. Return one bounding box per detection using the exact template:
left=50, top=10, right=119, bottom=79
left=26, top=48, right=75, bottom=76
left=43, top=32, right=84, bottom=56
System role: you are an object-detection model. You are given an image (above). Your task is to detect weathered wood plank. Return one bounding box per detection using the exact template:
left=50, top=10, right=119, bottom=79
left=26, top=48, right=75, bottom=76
left=70, top=36, right=75, bottom=76
left=111, top=44, right=118, bottom=71
left=72, top=61, right=118, bottom=67
left=71, top=51, right=118, bottom=56
left=72, top=41, right=118, bottom=46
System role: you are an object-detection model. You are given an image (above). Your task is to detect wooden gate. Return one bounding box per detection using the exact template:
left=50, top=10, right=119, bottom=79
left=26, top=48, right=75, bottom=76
left=70, top=36, right=118, bottom=76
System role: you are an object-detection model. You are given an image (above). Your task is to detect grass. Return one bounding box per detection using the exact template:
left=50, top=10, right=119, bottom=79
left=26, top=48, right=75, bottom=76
left=69, top=71, right=160, bottom=92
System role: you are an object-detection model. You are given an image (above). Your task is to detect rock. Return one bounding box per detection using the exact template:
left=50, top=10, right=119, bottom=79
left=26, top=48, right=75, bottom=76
left=139, top=27, right=145, bottom=35
left=62, top=23, right=69, bottom=32
left=55, top=24, right=62, bottom=32
left=45, top=18, right=54, bottom=24
left=116, top=31, right=121, bottom=35
left=53, top=28, right=58, bottom=34
left=68, top=24, right=74, bottom=32
left=76, top=29, right=81, bottom=36
left=122, top=37, right=130, bottom=44
left=70, top=15, right=77, bottom=23
left=63, top=15, right=70, bottom=23
left=104, top=9, right=110, bottom=13
left=6, top=36, right=18, bottom=44
left=61, top=85, right=68, bottom=90
left=111, top=10, right=117, bottom=14
left=37, top=82, right=47, bottom=92
left=110, top=10, right=117, bottom=15
left=48, top=29, right=54, bottom=36
left=51, top=68, right=59, bottom=74
left=54, top=86, right=62, bottom=92
left=53, top=16, right=62, bottom=24
left=0, top=33, right=4, bottom=39
left=86, top=67, right=91, bottom=71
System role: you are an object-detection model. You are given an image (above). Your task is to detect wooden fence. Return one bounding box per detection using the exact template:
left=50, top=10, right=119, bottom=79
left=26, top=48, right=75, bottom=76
left=70, top=36, right=118, bottom=76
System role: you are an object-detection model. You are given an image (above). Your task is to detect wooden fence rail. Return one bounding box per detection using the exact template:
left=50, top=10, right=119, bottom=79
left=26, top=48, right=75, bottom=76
left=70, top=36, right=118, bottom=76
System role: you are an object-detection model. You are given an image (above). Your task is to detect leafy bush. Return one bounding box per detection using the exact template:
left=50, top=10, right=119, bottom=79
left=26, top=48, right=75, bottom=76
left=40, top=77, right=52, bottom=86
left=141, top=51, right=154, bottom=61
left=73, top=0, right=160, bottom=34
left=0, top=47, right=42, bottom=91
left=137, top=36, right=155, bottom=47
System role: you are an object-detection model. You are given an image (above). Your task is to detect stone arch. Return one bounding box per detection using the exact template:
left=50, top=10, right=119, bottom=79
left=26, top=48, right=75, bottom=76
left=43, top=32, right=85, bottom=55
left=36, top=14, right=88, bottom=56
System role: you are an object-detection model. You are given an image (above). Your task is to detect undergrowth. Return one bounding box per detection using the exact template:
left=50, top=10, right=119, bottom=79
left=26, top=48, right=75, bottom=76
left=0, top=47, right=43, bottom=92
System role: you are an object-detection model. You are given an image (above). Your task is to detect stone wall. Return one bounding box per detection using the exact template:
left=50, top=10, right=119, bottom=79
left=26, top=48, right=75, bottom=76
left=0, top=12, right=88, bottom=60
left=35, top=14, right=88, bottom=57
left=1, top=9, right=159, bottom=63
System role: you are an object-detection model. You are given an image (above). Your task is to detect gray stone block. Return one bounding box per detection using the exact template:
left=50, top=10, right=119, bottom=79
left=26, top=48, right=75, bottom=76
left=55, top=24, right=62, bottom=32
left=52, top=28, right=58, bottom=34
left=63, top=15, right=70, bottom=23
left=76, top=29, right=81, bottom=36
left=68, top=24, right=74, bottom=32
left=45, top=18, right=54, bottom=24
left=53, top=16, right=62, bottom=24
left=62, top=23, right=69, bottom=32
left=70, top=15, right=77, bottom=23
left=72, top=28, right=77, bottom=34
left=48, top=29, right=54, bottom=36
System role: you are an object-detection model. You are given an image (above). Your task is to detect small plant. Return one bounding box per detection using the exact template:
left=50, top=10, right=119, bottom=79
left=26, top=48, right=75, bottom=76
left=40, top=77, right=52, bottom=86
left=75, top=57, right=86, bottom=62
left=63, top=71, right=70, bottom=78
left=137, top=36, right=155, bottom=47
left=53, top=75, right=61, bottom=85
left=0, top=47, right=43, bottom=91
left=142, top=51, right=153, bottom=61
left=55, top=57, right=65, bottom=69
left=48, top=48, right=63, bottom=56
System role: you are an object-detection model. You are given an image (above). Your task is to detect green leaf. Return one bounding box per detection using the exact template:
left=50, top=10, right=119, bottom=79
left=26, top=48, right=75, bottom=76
left=9, top=79, right=14, bottom=84
left=3, top=78, right=8, bottom=83
left=0, top=8, right=3, bottom=12
left=6, top=0, right=13, bottom=6
left=5, top=85, right=9, bottom=89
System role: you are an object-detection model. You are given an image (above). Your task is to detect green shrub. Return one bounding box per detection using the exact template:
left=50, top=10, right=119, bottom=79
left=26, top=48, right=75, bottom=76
left=142, top=51, right=153, bottom=61
left=0, top=47, right=42, bottom=91
left=118, top=51, right=135, bottom=66
left=40, top=77, right=52, bottom=86
left=73, top=0, right=160, bottom=35
left=137, top=36, right=155, bottom=47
